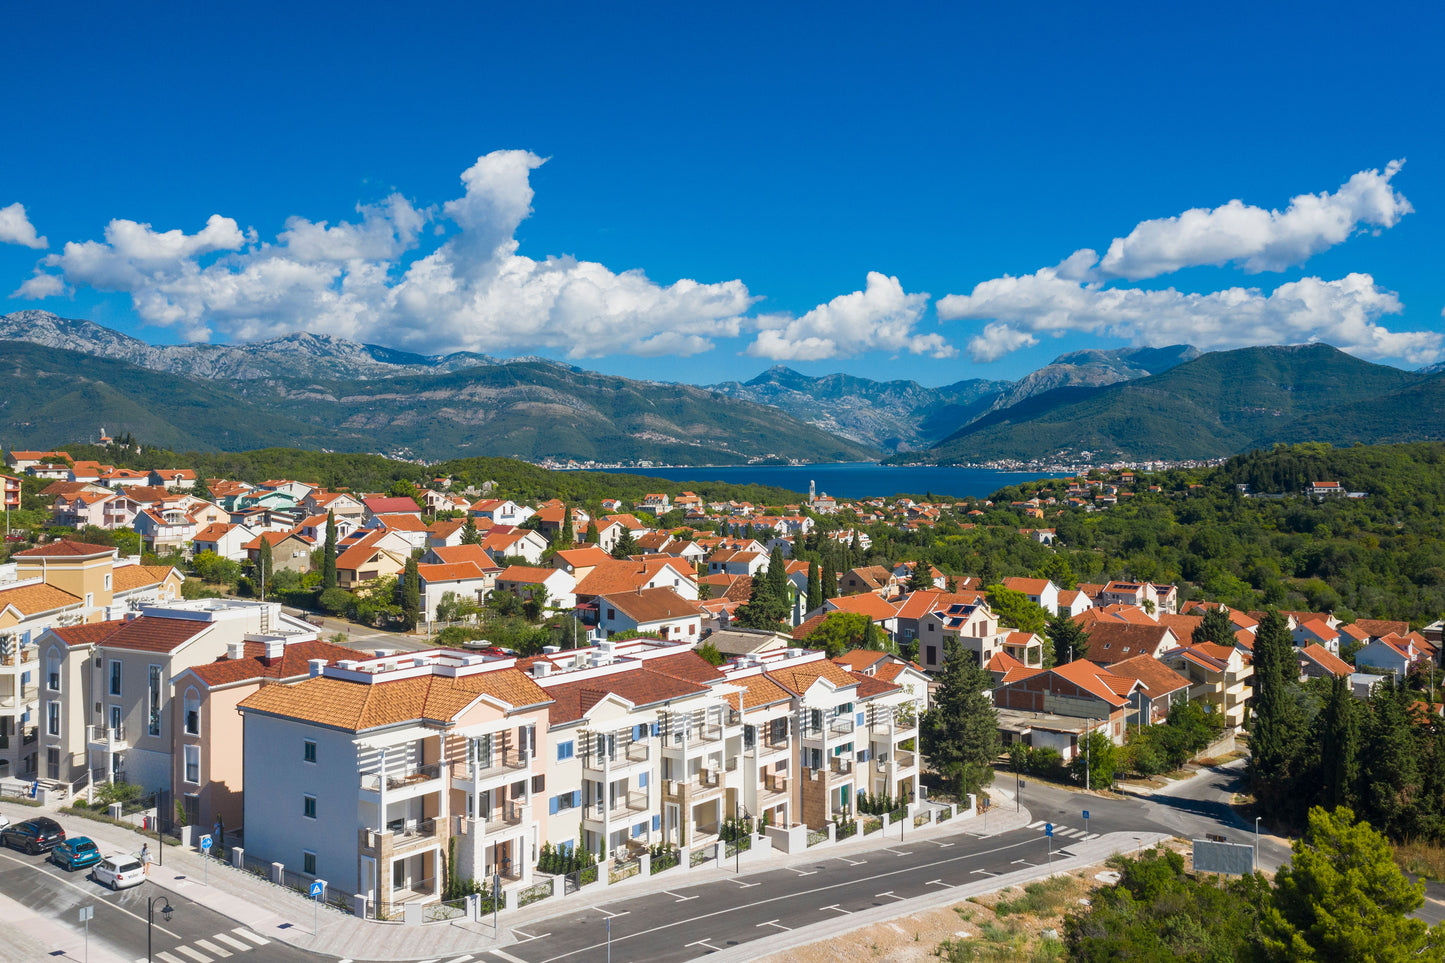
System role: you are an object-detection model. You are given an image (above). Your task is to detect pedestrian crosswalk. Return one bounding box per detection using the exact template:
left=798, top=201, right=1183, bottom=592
left=1025, top=820, right=1099, bottom=841
left=135, top=927, right=269, bottom=963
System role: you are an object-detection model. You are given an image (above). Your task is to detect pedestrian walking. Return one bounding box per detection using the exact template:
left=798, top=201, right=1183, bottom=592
left=141, top=842, right=151, bottom=876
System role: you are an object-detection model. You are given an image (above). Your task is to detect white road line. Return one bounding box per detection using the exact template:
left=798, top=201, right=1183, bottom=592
left=876, top=891, right=906, bottom=901
left=491, top=950, right=531, bottom=963
left=684, top=939, right=721, bottom=950
left=931, top=841, right=955, bottom=848
left=1084, top=833, right=1099, bottom=840
left=833, top=855, right=866, bottom=866
left=1026, top=820, right=1045, bottom=829
left=597, top=908, right=629, bottom=919
left=1011, top=859, right=1032, bottom=865
left=0, top=850, right=180, bottom=938
left=442, top=956, right=475, bottom=963
left=662, top=891, right=699, bottom=901
left=787, top=867, right=816, bottom=876
left=971, top=869, right=998, bottom=876
left=212, top=934, right=250, bottom=952
left=194, top=940, right=231, bottom=958
left=175, top=946, right=214, bottom=963
left=820, top=904, right=852, bottom=915
left=156, top=953, right=186, bottom=963
left=512, top=930, right=551, bottom=942
left=231, top=928, right=269, bottom=946
left=756, top=919, right=790, bottom=930
left=926, top=878, right=949, bottom=887
left=883, top=849, right=912, bottom=856
left=725, top=877, right=759, bottom=888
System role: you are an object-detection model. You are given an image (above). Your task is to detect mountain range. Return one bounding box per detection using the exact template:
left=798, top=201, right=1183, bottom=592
left=2, top=310, right=1442, bottom=466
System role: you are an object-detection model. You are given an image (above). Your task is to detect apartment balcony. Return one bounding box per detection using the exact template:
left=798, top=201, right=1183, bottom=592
left=759, top=772, right=789, bottom=803
left=362, top=817, right=440, bottom=857
left=663, top=768, right=724, bottom=805
left=582, top=790, right=648, bottom=827
left=86, top=723, right=129, bottom=753
left=829, top=717, right=855, bottom=736
left=450, top=751, right=530, bottom=792
left=478, top=799, right=531, bottom=837
left=360, top=762, right=444, bottom=801
left=829, top=756, right=854, bottom=777
left=581, top=741, right=650, bottom=775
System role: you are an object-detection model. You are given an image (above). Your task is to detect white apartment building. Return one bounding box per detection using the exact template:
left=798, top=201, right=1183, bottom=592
left=917, top=602, right=1043, bottom=671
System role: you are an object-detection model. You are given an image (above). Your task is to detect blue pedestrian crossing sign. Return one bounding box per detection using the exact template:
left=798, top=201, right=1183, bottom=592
left=1045, top=822, right=1053, bottom=837
left=199, top=834, right=212, bottom=851
left=310, top=880, right=325, bottom=898
left=1082, top=810, right=1090, bottom=820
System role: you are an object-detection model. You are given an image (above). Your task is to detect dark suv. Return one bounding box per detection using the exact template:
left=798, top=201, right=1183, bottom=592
left=1, top=816, right=66, bottom=854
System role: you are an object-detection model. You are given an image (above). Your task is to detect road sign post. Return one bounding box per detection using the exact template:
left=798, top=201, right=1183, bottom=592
left=1083, top=809, right=1090, bottom=836
left=79, top=905, right=93, bottom=963
left=310, top=879, right=327, bottom=935
left=1045, top=822, right=1053, bottom=868
left=199, top=834, right=212, bottom=886
left=493, top=873, right=501, bottom=935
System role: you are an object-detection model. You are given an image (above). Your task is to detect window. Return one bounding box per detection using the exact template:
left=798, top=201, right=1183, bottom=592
left=147, top=666, right=162, bottom=736
left=556, top=739, right=575, bottom=762
left=47, top=701, right=59, bottom=737
left=638, top=772, right=648, bottom=788
left=46, top=654, right=60, bottom=692
left=303, top=740, right=317, bottom=763
left=104, top=573, right=112, bottom=590
left=184, top=745, right=199, bottom=784
left=184, top=690, right=199, bottom=736
left=303, top=795, right=317, bottom=819
left=109, top=661, right=122, bottom=696
left=303, top=851, right=317, bottom=875
left=652, top=814, right=661, bottom=832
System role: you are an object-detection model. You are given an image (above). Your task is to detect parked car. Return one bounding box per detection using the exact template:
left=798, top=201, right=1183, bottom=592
left=1, top=816, right=65, bottom=854
left=92, top=854, right=145, bottom=890
left=0, top=812, right=10, bottom=832
left=50, top=836, right=102, bottom=872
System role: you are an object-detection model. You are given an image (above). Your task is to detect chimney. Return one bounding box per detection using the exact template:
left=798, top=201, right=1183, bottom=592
left=262, top=638, right=285, bottom=665
left=227, top=641, right=246, bottom=661
left=308, top=658, right=326, bottom=678
left=531, top=661, right=552, bottom=678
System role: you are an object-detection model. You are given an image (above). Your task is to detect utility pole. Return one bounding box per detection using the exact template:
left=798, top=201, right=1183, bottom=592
left=1085, top=720, right=1092, bottom=792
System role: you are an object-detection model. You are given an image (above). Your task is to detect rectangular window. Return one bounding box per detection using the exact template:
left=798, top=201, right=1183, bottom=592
left=303, top=851, right=317, bottom=875
left=303, top=795, right=317, bottom=819
left=46, top=656, right=60, bottom=692
left=147, top=666, right=162, bottom=736
left=184, top=745, right=199, bottom=784
left=303, top=740, right=317, bottom=763
left=184, top=695, right=199, bottom=736
left=47, top=701, right=59, bottom=737
left=556, top=739, right=575, bottom=761
left=109, top=661, right=122, bottom=696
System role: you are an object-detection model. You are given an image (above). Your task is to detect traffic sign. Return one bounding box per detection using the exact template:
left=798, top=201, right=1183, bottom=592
left=310, top=880, right=325, bottom=898
left=199, top=834, right=213, bottom=851
left=1082, top=810, right=1089, bottom=820
left=1045, top=822, right=1053, bottom=837
left=78, top=905, right=93, bottom=922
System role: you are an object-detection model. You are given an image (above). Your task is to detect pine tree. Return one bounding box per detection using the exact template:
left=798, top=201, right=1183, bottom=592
left=1192, top=605, right=1233, bottom=646
left=400, top=556, right=420, bottom=630
left=821, top=560, right=837, bottom=601
left=806, top=561, right=823, bottom=613
left=561, top=504, right=574, bottom=547
left=1251, top=611, right=1307, bottom=813
left=322, top=510, right=338, bottom=590
left=920, top=637, right=999, bottom=796
left=907, top=563, right=932, bottom=593
left=1361, top=681, right=1421, bottom=840
left=461, top=517, right=480, bottom=545
left=1046, top=611, right=1089, bottom=665
left=612, top=527, right=636, bottom=559
left=766, top=546, right=788, bottom=604
left=1318, top=672, right=1360, bottom=810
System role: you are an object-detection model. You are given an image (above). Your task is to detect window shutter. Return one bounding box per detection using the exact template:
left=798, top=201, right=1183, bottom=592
left=638, top=772, right=648, bottom=788
left=549, top=795, right=560, bottom=815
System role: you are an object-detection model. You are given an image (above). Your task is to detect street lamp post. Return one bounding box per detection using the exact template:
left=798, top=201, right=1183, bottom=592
left=147, top=895, right=174, bottom=963
left=1254, top=816, right=1262, bottom=867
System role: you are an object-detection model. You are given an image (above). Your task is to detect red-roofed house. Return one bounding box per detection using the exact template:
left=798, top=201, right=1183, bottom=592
left=362, top=496, right=423, bottom=518
left=417, top=562, right=498, bottom=621
left=991, top=660, right=1134, bottom=758
left=1298, top=643, right=1353, bottom=680
left=494, top=566, right=578, bottom=611
left=1001, top=577, right=1060, bottom=615
left=243, top=531, right=316, bottom=574
left=596, top=588, right=704, bottom=641
left=1159, top=642, right=1253, bottom=729
left=191, top=523, right=259, bottom=562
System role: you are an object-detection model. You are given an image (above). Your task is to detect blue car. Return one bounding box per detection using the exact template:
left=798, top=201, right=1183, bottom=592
left=49, top=836, right=101, bottom=872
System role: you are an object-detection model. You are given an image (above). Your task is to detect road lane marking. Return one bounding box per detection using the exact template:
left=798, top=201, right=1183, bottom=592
left=926, top=878, right=949, bottom=886
left=156, top=954, right=186, bottom=963
left=442, top=956, right=475, bottom=963
left=194, top=940, right=231, bottom=958
left=0, top=850, right=180, bottom=938
left=971, top=869, right=998, bottom=876
left=597, top=908, right=629, bottom=919
left=725, top=877, right=760, bottom=888
left=512, top=929, right=551, bottom=941
left=756, top=919, right=791, bottom=930
left=1083, top=833, right=1099, bottom=840
left=820, top=904, right=852, bottom=914
left=176, top=947, right=214, bottom=963
left=231, top=928, right=269, bottom=945
left=1026, top=820, right=1045, bottom=829
left=786, top=868, right=816, bottom=876
left=876, top=891, right=906, bottom=901
left=662, top=891, right=699, bottom=901
left=833, top=856, right=866, bottom=866
left=212, top=934, right=250, bottom=951
left=685, top=938, right=721, bottom=950
left=491, top=950, right=531, bottom=963
left=883, top=849, right=911, bottom=856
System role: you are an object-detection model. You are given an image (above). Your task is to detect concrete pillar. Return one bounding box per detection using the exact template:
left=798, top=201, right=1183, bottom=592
left=270, top=862, right=284, bottom=885
left=678, top=845, right=691, bottom=872
left=639, top=853, right=651, bottom=877
left=826, top=822, right=836, bottom=843
left=231, top=846, right=244, bottom=869
left=354, top=895, right=368, bottom=919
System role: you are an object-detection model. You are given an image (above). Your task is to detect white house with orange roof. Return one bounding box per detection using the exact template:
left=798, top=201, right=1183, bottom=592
left=468, top=498, right=534, bottom=527
left=1001, top=577, right=1060, bottom=615
left=416, top=562, right=496, bottom=622
left=1159, top=641, right=1253, bottom=729
left=191, top=523, right=260, bottom=562
left=494, top=566, right=577, bottom=611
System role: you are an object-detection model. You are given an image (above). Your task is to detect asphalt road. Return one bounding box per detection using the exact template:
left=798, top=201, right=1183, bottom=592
left=0, top=844, right=320, bottom=963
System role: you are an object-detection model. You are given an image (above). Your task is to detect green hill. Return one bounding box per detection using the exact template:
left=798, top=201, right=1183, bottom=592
left=904, top=344, right=1422, bottom=463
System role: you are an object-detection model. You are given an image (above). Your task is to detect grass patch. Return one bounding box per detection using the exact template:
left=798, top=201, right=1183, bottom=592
left=993, top=876, right=1075, bottom=917
left=1395, top=839, right=1445, bottom=881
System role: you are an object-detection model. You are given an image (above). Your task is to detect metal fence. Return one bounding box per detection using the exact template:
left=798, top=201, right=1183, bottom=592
left=835, top=819, right=858, bottom=840
left=913, top=812, right=931, bottom=828
left=806, top=830, right=827, bottom=848
left=690, top=847, right=711, bottom=868
left=650, top=850, right=680, bottom=874
left=723, top=836, right=752, bottom=859
left=862, top=818, right=882, bottom=835
left=424, top=898, right=469, bottom=923
left=609, top=857, right=642, bottom=884
left=518, top=879, right=554, bottom=908
left=936, top=807, right=953, bottom=823
left=371, top=900, right=405, bottom=922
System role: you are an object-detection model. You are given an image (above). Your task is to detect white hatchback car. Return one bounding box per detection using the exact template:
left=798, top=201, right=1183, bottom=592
left=92, top=854, right=145, bottom=890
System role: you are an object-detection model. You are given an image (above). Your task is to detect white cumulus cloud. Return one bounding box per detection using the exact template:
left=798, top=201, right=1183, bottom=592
left=0, top=202, right=48, bottom=249
left=745, top=271, right=951, bottom=361
left=1096, top=160, right=1412, bottom=280
left=11, top=272, right=65, bottom=299
left=938, top=266, right=1439, bottom=365
left=11, top=151, right=756, bottom=356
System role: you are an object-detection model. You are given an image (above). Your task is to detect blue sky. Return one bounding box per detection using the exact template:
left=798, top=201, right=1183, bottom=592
left=2, top=1, right=1441, bottom=386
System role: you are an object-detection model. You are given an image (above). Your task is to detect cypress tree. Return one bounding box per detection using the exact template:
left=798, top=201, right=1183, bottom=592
left=1192, top=605, right=1233, bottom=646
left=806, top=561, right=823, bottom=613
left=920, top=637, right=999, bottom=796
left=1251, top=611, right=1306, bottom=812
left=766, top=546, right=788, bottom=604
left=461, top=516, right=480, bottom=545
left=1319, top=672, right=1361, bottom=810
left=256, top=537, right=273, bottom=600
left=401, top=556, right=421, bottom=630
left=821, top=560, right=837, bottom=600
left=322, top=510, right=338, bottom=590
left=561, top=504, right=574, bottom=546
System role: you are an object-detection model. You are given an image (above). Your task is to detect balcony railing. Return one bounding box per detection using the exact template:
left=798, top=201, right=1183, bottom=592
left=360, top=762, right=442, bottom=793
left=86, top=723, right=127, bottom=749
left=762, top=729, right=790, bottom=751
left=762, top=773, right=788, bottom=795
left=582, top=741, right=649, bottom=771
left=480, top=799, right=528, bottom=834
left=829, top=756, right=853, bottom=776
left=829, top=717, right=855, bottom=736
left=454, top=750, right=529, bottom=782
left=583, top=790, right=648, bottom=821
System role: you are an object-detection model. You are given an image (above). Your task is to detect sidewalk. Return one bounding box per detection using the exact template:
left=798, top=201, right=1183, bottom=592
left=2, top=792, right=1030, bottom=960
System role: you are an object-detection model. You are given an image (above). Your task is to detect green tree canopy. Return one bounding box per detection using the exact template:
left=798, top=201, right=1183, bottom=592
left=920, top=636, right=999, bottom=796
left=986, top=584, right=1049, bottom=635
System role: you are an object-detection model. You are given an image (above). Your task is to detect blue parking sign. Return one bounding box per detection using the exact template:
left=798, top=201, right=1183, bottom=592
left=1045, top=822, right=1053, bottom=837
left=1083, top=810, right=1089, bottom=820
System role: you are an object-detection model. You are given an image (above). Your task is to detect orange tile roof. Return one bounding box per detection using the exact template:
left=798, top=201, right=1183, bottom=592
left=826, top=593, right=900, bottom=621
left=1001, top=577, right=1051, bottom=595
left=726, top=671, right=796, bottom=710
left=95, top=616, right=210, bottom=654
left=543, top=668, right=711, bottom=725
left=986, top=651, right=1024, bottom=673
left=1354, top=618, right=1410, bottom=639
left=765, top=658, right=859, bottom=697
left=239, top=667, right=552, bottom=730
left=833, top=650, right=888, bottom=672
left=1107, top=655, right=1192, bottom=700
left=48, top=620, right=127, bottom=647
left=417, top=562, right=489, bottom=583
left=429, top=545, right=501, bottom=569
left=1046, top=660, right=1134, bottom=707
left=1300, top=643, right=1352, bottom=678
left=189, top=639, right=357, bottom=687
left=112, top=565, right=177, bottom=592
left=0, top=581, right=82, bottom=616
left=14, top=540, right=118, bottom=558
left=576, top=558, right=691, bottom=598
left=791, top=611, right=830, bottom=641
left=600, top=587, right=704, bottom=624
